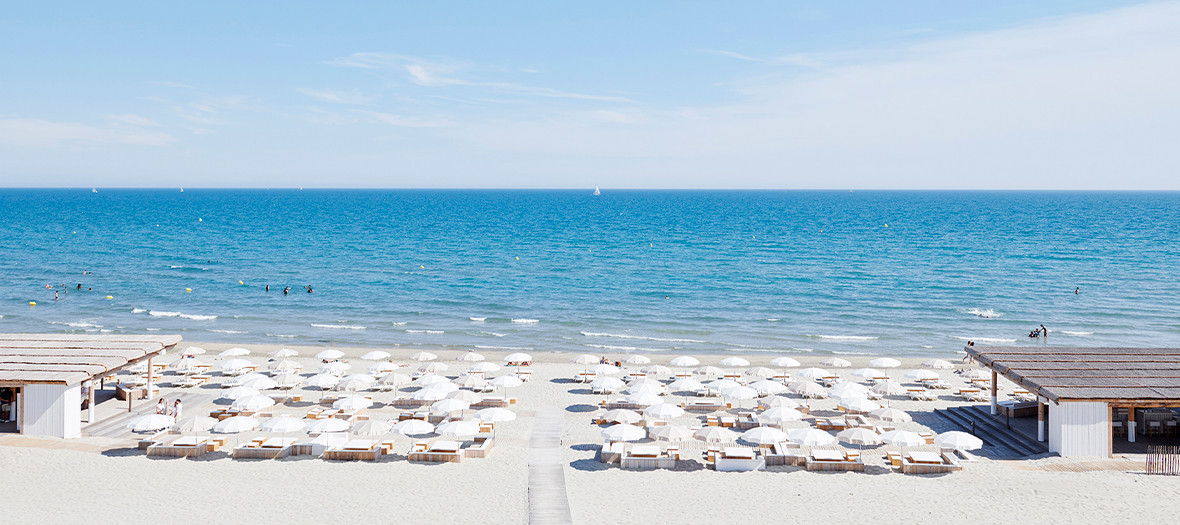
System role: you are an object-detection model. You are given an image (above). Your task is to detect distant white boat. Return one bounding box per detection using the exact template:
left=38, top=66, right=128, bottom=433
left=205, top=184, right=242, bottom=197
left=592, top=186, right=600, bottom=196
left=91, top=188, right=97, bottom=193
left=180, top=187, right=184, bottom=192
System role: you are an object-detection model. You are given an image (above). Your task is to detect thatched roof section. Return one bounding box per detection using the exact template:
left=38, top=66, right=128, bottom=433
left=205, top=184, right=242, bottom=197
left=965, top=346, right=1180, bottom=403
left=0, top=334, right=181, bottom=385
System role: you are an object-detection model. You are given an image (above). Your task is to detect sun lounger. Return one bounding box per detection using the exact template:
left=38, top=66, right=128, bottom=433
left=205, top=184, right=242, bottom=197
left=900, top=451, right=963, bottom=474
left=473, top=396, right=516, bottom=408
left=806, top=448, right=865, bottom=472
left=409, top=440, right=464, bottom=463
left=621, top=444, right=677, bottom=469
left=737, top=412, right=759, bottom=430
left=463, top=436, right=494, bottom=458
left=765, top=442, right=806, bottom=466
left=715, top=446, right=765, bottom=471
left=681, top=399, right=728, bottom=411
left=598, top=441, right=625, bottom=463
left=233, top=437, right=297, bottom=459
left=146, top=435, right=211, bottom=457
left=324, top=439, right=382, bottom=461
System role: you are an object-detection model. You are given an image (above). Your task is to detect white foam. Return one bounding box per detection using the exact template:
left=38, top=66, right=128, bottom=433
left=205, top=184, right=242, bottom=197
left=179, top=313, right=216, bottom=321
left=131, top=308, right=146, bottom=314
left=584, top=343, right=669, bottom=353
left=831, top=350, right=874, bottom=356
left=790, top=348, right=815, bottom=353
left=470, top=317, right=487, bottom=322
left=954, top=336, right=1016, bottom=343
left=149, top=310, right=180, bottom=317
left=145, top=328, right=161, bottom=331
left=50, top=321, right=102, bottom=328
left=473, top=345, right=534, bottom=351
left=405, top=329, right=444, bottom=334
left=482, top=332, right=507, bottom=337
left=965, top=308, right=1001, bottom=318
left=391, top=322, right=407, bottom=326
left=581, top=331, right=706, bottom=344
left=209, top=329, right=247, bottom=334
left=512, top=318, right=539, bottom=324
left=267, top=333, right=297, bottom=338
left=312, top=324, right=366, bottom=330
left=1060, top=330, right=1094, bottom=336
left=766, top=318, right=781, bottom=322
left=809, top=334, right=878, bottom=341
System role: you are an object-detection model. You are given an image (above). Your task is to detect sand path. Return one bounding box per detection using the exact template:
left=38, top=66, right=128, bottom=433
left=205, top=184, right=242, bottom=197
left=529, top=405, right=572, bottom=524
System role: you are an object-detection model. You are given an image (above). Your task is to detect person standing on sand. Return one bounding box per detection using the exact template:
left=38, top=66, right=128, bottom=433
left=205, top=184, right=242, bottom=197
left=172, top=399, right=182, bottom=419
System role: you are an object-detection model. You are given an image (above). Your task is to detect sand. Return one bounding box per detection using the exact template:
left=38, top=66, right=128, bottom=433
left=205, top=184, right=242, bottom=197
left=1, top=342, right=1177, bottom=524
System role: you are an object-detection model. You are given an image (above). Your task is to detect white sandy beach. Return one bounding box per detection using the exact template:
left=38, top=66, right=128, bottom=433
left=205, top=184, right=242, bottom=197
left=1, top=343, right=1177, bottom=524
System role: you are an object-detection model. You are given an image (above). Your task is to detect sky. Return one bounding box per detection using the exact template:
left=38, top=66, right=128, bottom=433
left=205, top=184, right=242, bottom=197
left=1, top=1, right=1178, bottom=189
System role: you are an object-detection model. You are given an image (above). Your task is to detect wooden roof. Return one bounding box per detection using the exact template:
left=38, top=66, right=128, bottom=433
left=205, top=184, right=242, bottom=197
left=965, top=346, right=1180, bottom=403
left=0, top=334, right=181, bottom=385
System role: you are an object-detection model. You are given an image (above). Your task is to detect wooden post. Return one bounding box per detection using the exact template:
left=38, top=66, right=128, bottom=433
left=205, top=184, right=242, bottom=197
left=1108, top=404, right=1114, bottom=458
left=17, top=387, right=24, bottom=434
left=87, top=380, right=96, bottom=423
left=990, top=370, right=999, bottom=415
left=1128, top=407, right=1136, bottom=443
left=127, top=388, right=132, bottom=413
left=1037, top=399, right=1046, bottom=442
left=145, top=357, right=154, bottom=400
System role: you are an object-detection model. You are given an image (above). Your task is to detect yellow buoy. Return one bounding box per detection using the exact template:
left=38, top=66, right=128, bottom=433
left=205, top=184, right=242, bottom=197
left=28, top=301, right=36, bottom=306
left=185, top=288, right=192, bottom=292
left=239, top=280, right=244, bottom=285
left=106, top=295, right=113, bottom=299
left=420, top=265, right=425, bottom=269
left=515, top=256, right=519, bottom=261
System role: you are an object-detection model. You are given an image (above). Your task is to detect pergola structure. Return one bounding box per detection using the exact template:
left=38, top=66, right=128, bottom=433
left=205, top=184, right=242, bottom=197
left=965, top=345, right=1180, bottom=457
left=0, top=334, right=181, bottom=438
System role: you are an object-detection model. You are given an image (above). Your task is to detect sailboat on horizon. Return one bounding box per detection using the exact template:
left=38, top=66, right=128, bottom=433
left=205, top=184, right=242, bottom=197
left=592, top=186, right=600, bottom=196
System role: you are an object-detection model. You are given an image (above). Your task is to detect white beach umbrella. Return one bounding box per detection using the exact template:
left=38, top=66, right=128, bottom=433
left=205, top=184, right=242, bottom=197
left=220, top=386, right=261, bottom=401
left=267, top=359, right=302, bottom=372
left=880, top=430, right=926, bottom=447
left=693, top=426, right=739, bottom=443
left=625, top=392, right=662, bottom=406
left=315, top=349, right=345, bottom=360
left=490, top=376, right=523, bottom=389
left=126, top=414, right=175, bottom=432
left=624, top=354, right=651, bottom=365
left=341, top=373, right=377, bottom=385
left=851, top=368, right=884, bottom=379
left=333, top=396, right=374, bottom=410
left=380, top=372, right=413, bottom=388
left=474, top=407, right=517, bottom=423
left=870, top=357, right=902, bottom=369
left=788, top=381, right=827, bottom=397
left=169, top=358, right=202, bottom=372
left=220, top=358, right=253, bottom=372
left=369, top=361, right=399, bottom=375
left=272, top=373, right=303, bottom=388
left=721, top=385, right=759, bottom=401
left=467, top=362, right=499, bottom=373
left=360, top=350, right=391, bottom=361
left=212, top=416, right=258, bottom=434
left=708, top=379, right=742, bottom=391
left=829, top=382, right=870, bottom=398
left=411, top=387, right=449, bottom=401
left=589, top=364, right=620, bottom=376
left=627, top=377, right=665, bottom=387
left=414, top=373, right=449, bottom=386
left=335, top=378, right=373, bottom=392
left=870, top=407, right=913, bottom=423
left=837, top=427, right=882, bottom=446
left=453, top=374, right=490, bottom=389
left=240, top=376, right=278, bottom=390
left=759, top=407, right=804, bottom=425
left=935, top=431, right=984, bottom=451
left=843, top=398, right=881, bottom=413
left=447, top=390, right=483, bottom=403
left=232, top=395, right=276, bottom=411
left=436, top=420, right=481, bottom=437
left=744, top=366, right=776, bottom=379
left=719, top=357, right=750, bottom=368
left=693, top=365, right=723, bottom=377
left=304, top=373, right=340, bottom=389
left=788, top=428, right=836, bottom=446
left=641, top=365, right=672, bottom=376
left=962, top=369, right=989, bottom=380
left=573, top=354, right=599, bottom=365
left=320, top=361, right=352, bottom=375
left=625, top=383, right=666, bottom=396
left=650, top=425, right=694, bottom=442
left=923, top=359, right=954, bottom=370
left=770, top=356, right=801, bottom=368
left=431, top=398, right=471, bottom=414
left=905, top=369, right=940, bottom=382
left=456, top=351, right=486, bottom=362
left=797, top=367, right=830, bottom=379
left=740, top=426, right=789, bottom=446
left=644, top=403, right=686, bottom=419
left=503, top=352, right=532, bottom=363
left=180, top=346, right=206, bottom=357
left=224, top=372, right=267, bottom=387
left=668, top=377, right=705, bottom=392
left=601, top=424, right=646, bottom=442
left=602, top=409, right=642, bottom=424
left=419, top=362, right=449, bottom=373
left=820, top=357, right=852, bottom=368
left=750, top=379, right=788, bottom=396
left=759, top=396, right=802, bottom=410
left=392, top=419, right=434, bottom=436
left=307, top=418, right=350, bottom=433
left=409, top=351, right=438, bottom=362
left=220, top=347, right=251, bottom=357
left=172, top=415, right=217, bottom=433
left=834, top=391, right=870, bottom=406
left=669, top=355, right=700, bottom=367
left=269, top=348, right=299, bottom=358
left=590, top=376, right=626, bottom=392
left=260, top=416, right=306, bottom=434
left=870, top=381, right=908, bottom=396
left=351, top=419, right=393, bottom=437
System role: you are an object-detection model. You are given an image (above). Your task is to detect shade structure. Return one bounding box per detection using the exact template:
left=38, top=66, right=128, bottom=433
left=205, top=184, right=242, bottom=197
left=341, top=373, right=378, bottom=384
left=693, top=365, right=723, bottom=377
left=935, top=431, right=984, bottom=451
left=307, top=418, right=350, bottom=433
left=588, top=364, right=620, bottom=376
left=880, top=430, right=925, bottom=447
left=625, top=392, right=662, bottom=406
left=335, top=378, right=374, bottom=392
left=220, top=347, right=251, bottom=357
left=431, top=398, right=471, bottom=414
left=447, top=390, right=483, bottom=403
left=744, top=367, right=776, bottom=379
left=922, top=359, right=954, bottom=370
left=360, top=350, right=391, bottom=361
left=415, top=373, right=449, bottom=387
left=642, top=365, right=672, bottom=376
left=602, top=409, right=642, bottom=424
left=829, top=382, right=870, bottom=398
left=669, top=356, right=700, bottom=367
left=261, top=416, right=306, bottom=433
left=490, top=376, right=524, bottom=389
left=870, top=381, right=908, bottom=396
left=770, top=356, right=801, bottom=368
left=667, top=377, right=704, bottom=392
left=718, top=356, right=750, bottom=368
left=467, top=362, right=500, bottom=373
left=788, top=428, right=836, bottom=446
left=759, top=396, right=801, bottom=409
left=842, top=398, right=881, bottom=413
left=601, top=423, right=646, bottom=442
left=232, top=395, right=276, bottom=411
left=320, top=361, right=351, bottom=375
left=740, top=426, right=789, bottom=446
left=650, top=425, right=694, bottom=441
left=627, top=377, right=664, bottom=387
left=436, top=420, right=480, bottom=437
left=837, top=427, right=882, bottom=445
left=456, top=351, right=486, bottom=362
left=503, top=352, right=532, bottom=363
left=269, top=348, right=299, bottom=358
left=224, top=372, right=267, bottom=388
left=625, top=383, right=666, bottom=396
left=644, top=403, right=686, bottom=419
left=721, top=386, right=759, bottom=401
left=750, top=379, right=787, bottom=395
left=240, top=376, right=278, bottom=390
left=789, top=381, right=827, bottom=397
left=170, top=358, right=203, bottom=372
left=180, top=346, right=206, bottom=356
left=351, top=419, right=393, bottom=437
left=213, top=416, right=259, bottom=434
left=708, top=379, right=741, bottom=391
left=573, top=354, right=599, bottom=365
left=272, top=373, right=304, bottom=388
left=126, top=414, right=175, bottom=432
left=412, top=387, right=450, bottom=401
left=797, top=367, right=830, bottom=379
left=474, top=407, right=517, bottom=423
left=419, top=362, right=449, bottom=373
left=369, top=361, right=399, bottom=375
left=409, top=351, right=437, bottom=362
left=333, top=396, right=374, bottom=410
left=759, top=406, right=804, bottom=425
left=870, top=357, right=902, bottom=369
left=961, top=369, right=989, bottom=380
left=624, top=354, right=651, bottom=365
left=590, top=376, right=625, bottom=392
left=870, top=407, right=913, bottom=422
left=268, top=359, right=302, bottom=372
left=905, top=369, right=941, bottom=381
left=221, top=386, right=261, bottom=401
left=820, top=357, right=852, bottom=368
left=850, top=368, right=884, bottom=379
left=172, top=415, right=217, bottom=433
left=304, top=373, right=340, bottom=389
left=220, top=358, right=253, bottom=372
left=453, top=374, right=490, bottom=389
left=693, top=426, right=739, bottom=443
left=392, top=419, right=434, bottom=436
left=315, top=349, right=345, bottom=360
left=834, top=391, right=870, bottom=405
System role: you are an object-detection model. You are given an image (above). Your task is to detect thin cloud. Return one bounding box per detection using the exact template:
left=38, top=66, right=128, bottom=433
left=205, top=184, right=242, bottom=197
left=704, top=50, right=768, bottom=63
left=297, top=88, right=375, bottom=105
left=0, top=117, right=175, bottom=147
left=105, top=114, right=162, bottom=127
left=353, top=110, right=452, bottom=128
left=151, top=81, right=196, bottom=89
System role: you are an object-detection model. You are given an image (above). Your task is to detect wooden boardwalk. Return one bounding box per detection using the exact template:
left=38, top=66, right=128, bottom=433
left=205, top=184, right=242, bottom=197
left=84, top=391, right=215, bottom=438
left=529, top=405, right=572, bottom=525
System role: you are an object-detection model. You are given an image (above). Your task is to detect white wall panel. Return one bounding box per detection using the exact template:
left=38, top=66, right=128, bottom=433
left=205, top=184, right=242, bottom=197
left=22, top=383, right=81, bottom=438
left=1049, top=401, right=1109, bottom=457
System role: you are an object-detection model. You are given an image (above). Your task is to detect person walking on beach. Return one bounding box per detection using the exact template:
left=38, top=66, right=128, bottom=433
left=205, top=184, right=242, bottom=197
left=172, top=399, right=182, bottom=419
left=155, top=398, right=167, bottom=415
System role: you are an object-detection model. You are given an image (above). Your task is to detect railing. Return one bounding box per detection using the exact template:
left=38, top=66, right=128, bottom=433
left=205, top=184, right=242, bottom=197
left=1146, top=446, right=1180, bottom=475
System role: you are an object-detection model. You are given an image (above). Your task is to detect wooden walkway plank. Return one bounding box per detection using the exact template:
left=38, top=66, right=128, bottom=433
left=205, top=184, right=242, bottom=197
left=529, top=405, right=573, bottom=525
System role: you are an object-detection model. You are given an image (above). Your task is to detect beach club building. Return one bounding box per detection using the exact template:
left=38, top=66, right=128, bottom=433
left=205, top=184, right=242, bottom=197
left=0, top=334, right=179, bottom=438
left=966, top=346, right=1180, bottom=457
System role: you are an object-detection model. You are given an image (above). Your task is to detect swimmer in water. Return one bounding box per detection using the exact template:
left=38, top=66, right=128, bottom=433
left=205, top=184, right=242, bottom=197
left=266, top=284, right=270, bottom=292
left=306, top=285, right=313, bottom=293
left=283, top=286, right=289, bottom=295
left=1075, top=287, right=1079, bottom=294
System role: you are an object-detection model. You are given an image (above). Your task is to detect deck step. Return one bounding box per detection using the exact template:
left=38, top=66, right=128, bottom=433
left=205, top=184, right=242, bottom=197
left=936, top=405, right=1047, bottom=457
left=959, top=405, right=1049, bottom=455
left=934, top=408, right=1023, bottom=458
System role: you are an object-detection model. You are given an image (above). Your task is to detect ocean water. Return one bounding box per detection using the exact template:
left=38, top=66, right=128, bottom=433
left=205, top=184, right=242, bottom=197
left=1, top=189, right=1178, bottom=358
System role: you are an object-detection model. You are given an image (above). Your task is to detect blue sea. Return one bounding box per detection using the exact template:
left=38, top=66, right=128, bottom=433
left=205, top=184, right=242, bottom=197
left=2, top=189, right=1178, bottom=358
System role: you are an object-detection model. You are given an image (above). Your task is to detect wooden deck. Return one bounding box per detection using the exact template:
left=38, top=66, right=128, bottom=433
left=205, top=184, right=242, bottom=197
left=529, top=405, right=572, bottom=525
